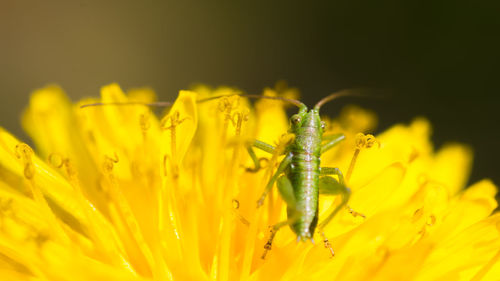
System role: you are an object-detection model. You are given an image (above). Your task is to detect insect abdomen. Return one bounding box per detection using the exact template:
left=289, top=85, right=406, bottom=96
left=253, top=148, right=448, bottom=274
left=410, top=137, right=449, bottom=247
left=288, top=144, right=321, bottom=240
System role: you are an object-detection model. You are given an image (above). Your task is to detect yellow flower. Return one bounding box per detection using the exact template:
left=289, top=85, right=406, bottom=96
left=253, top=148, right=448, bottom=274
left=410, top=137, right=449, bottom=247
left=0, top=83, right=498, bottom=281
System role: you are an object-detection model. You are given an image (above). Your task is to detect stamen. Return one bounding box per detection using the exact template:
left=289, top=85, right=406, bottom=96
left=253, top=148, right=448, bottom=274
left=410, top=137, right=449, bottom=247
left=426, top=214, right=436, bottom=226
left=102, top=153, right=119, bottom=175
left=48, top=153, right=79, bottom=183
left=101, top=152, right=160, bottom=277
left=48, top=153, right=64, bottom=168
left=15, top=143, right=70, bottom=244
left=217, top=96, right=240, bottom=146
left=14, top=143, right=34, bottom=160
left=232, top=199, right=250, bottom=226
left=218, top=96, right=240, bottom=118
left=230, top=110, right=250, bottom=136
left=161, top=110, right=190, bottom=179
left=346, top=133, right=379, bottom=183
left=412, top=208, right=424, bottom=222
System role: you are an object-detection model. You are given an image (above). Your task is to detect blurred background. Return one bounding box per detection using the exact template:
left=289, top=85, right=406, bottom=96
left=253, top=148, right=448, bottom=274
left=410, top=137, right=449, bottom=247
left=1, top=1, right=498, bottom=188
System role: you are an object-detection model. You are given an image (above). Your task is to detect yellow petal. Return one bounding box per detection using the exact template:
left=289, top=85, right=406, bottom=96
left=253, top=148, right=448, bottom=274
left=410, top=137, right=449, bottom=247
left=429, top=144, right=473, bottom=196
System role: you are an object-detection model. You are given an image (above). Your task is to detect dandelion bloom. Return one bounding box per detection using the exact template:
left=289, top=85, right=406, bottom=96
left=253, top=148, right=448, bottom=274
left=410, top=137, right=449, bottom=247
left=0, top=83, right=498, bottom=281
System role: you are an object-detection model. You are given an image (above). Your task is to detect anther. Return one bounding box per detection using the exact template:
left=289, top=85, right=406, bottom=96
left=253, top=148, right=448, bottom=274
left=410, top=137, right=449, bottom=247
left=354, top=133, right=367, bottom=149
left=161, top=110, right=190, bottom=130
left=426, top=215, right=436, bottom=226
left=15, top=143, right=34, bottom=161
left=48, top=153, right=64, bottom=168
left=15, top=143, right=36, bottom=180
left=218, top=96, right=240, bottom=113
left=63, top=159, right=78, bottom=179
left=355, top=133, right=379, bottom=150
left=364, top=134, right=378, bottom=148
left=232, top=199, right=240, bottom=209
left=412, top=208, right=424, bottom=222
left=232, top=199, right=250, bottom=226
left=218, top=97, right=231, bottom=113
left=103, top=153, right=119, bottom=174
left=49, top=153, right=78, bottom=179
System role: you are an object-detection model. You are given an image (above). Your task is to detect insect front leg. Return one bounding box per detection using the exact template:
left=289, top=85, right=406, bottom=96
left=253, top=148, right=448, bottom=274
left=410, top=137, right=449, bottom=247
left=262, top=212, right=301, bottom=259
left=320, top=133, right=345, bottom=154
left=256, top=153, right=293, bottom=207
left=246, top=140, right=278, bottom=172
left=262, top=175, right=298, bottom=259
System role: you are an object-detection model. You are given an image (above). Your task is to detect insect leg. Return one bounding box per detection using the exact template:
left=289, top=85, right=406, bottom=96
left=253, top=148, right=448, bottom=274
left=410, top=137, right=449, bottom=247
left=256, top=153, right=293, bottom=207
left=317, top=173, right=351, bottom=228
left=320, top=167, right=365, bottom=218
left=320, top=134, right=345, bottom=154
left=316, top=173, right=350, bottom=257
left=253, top=139, right=277, bottom=154
left=246, top=140, right=277, bottom=172
left=276, top=175, right=296, bottom=209
left=262, top=210, right=301, bottom=259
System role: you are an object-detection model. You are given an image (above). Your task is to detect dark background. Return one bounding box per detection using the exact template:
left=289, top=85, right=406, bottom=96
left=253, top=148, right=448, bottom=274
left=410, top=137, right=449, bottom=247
left=1, top=1, right=499, bottom=189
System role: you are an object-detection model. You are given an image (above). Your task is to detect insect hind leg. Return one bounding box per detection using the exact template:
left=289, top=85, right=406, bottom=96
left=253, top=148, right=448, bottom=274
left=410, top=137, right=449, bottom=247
left=316, top=175, right=351, bottom=257
left=320, top=167, right=365, bottom=219
left=317, top=167, right=365, bottom=257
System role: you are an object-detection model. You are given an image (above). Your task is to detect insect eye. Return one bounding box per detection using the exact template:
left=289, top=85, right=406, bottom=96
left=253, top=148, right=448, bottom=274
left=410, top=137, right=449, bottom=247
left=291, top=115, right=301, bottom=125
left=321, top=121, right=326, bottom=130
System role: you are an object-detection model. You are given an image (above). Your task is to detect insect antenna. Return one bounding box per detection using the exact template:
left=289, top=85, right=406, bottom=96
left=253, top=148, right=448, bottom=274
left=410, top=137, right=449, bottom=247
left=314, top=88, right=385, bottom=110
left=80, top=101, right=173, bottom=109
left=314, top=89, right=367, bottom=110
left=197, top=94, right=305, bottom=108
left=80, top=94, right=305, bottom=109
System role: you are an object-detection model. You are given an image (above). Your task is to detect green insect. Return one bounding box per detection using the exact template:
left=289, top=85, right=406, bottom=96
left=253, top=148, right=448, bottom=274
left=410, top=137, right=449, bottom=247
left=81, top=91, right=363, bottom=257
left=243, top=92, right=364, bottom=258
